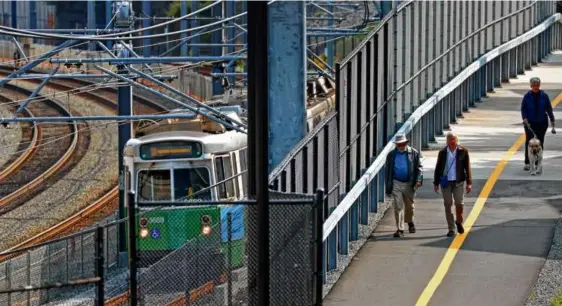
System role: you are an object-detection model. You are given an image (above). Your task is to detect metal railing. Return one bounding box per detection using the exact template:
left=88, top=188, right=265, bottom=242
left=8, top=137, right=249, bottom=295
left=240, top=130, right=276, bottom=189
left=267, top=0, right=560, bottom=293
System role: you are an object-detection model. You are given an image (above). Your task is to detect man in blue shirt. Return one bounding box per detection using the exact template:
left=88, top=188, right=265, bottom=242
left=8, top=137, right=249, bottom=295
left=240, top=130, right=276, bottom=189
left=521, top=77, right=556, bottom=170
left=385, top=133, right=423, bottom=238
left=433, top=132, right=472, bottom=237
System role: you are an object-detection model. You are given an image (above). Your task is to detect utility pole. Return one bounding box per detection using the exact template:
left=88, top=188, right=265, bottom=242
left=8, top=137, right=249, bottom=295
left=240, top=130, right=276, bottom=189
left=113, top=0, right=134, bottom=260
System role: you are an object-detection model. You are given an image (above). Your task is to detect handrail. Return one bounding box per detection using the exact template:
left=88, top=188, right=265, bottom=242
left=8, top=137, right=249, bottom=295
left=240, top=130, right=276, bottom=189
left=339, top=0, right=415, bottom=66
left=323, top=12, right=562, bottom=242
left=268, top=111, right=337, bottom=183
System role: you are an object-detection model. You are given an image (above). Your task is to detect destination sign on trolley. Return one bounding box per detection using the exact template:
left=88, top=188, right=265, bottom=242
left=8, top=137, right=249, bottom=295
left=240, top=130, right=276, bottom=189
left=140, top=141, right=203, bottom=160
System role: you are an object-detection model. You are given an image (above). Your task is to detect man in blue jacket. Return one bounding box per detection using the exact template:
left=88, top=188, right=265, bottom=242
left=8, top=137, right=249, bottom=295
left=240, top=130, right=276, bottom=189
left=521, top=77, right=556, bottom=171
left=385, top=134, right=423, bottom=238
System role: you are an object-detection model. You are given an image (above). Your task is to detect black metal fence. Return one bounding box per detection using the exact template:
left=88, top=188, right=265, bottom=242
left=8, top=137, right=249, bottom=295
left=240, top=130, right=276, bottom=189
left=265, top=0, right=558, bottom=287
left=128, top=191, right=323, bottom=306
left=269, top=1, right=558, bottom=217
left=0, top=225, right=105, bottom=306
left=0, top=188, right=323, bottom=306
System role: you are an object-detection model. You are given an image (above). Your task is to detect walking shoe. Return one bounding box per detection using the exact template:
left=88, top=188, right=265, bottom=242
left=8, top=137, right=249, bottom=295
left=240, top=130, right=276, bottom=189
left=456, top=222, right=465, bottom=234
left=524, top=164, right=530, bottom=171
left=393, top=230, right=404, bottom=238
left=446, top=230, right=455, bottom=237
left=408, top=222, right=416, bottom=233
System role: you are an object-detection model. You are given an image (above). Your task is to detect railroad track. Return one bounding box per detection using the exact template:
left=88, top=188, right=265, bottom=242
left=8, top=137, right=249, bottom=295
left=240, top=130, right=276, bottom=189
left=0, top=71, right=336, bottom=252
left=0, top=84, right=85, bottom=214
left=0, top=107, right=38, bottom=180
left=0, top=68, right=169, bottom=254
left=0, top=67, right=169, bottom=116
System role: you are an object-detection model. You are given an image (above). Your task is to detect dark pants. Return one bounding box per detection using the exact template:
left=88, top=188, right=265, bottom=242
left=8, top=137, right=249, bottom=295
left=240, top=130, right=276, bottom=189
left=524, top=122, right=548, bottom=165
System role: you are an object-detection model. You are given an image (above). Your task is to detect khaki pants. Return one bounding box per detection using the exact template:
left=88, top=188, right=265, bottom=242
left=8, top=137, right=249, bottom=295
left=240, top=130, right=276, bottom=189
left=441, top=181, right=465, bottom=231
left=391, top=180, right=416, bottom=231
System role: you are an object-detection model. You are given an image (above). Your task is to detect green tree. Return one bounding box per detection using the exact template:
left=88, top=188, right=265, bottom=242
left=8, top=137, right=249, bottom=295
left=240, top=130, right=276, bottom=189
left=166, top=1, right=216, bottom=18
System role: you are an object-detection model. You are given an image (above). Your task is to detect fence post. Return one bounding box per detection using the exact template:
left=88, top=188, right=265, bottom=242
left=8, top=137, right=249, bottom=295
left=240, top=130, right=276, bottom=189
left=314, top=188, right=325, bottom=306
left=227, top=212, right=233, bottom=306
left=127, top=191, right=138, bottom=306
left=26, top=252, right=31, bottom=306
left=95, top=224, right=105, bottom=306
left=6, top=260, right=11, bottom=305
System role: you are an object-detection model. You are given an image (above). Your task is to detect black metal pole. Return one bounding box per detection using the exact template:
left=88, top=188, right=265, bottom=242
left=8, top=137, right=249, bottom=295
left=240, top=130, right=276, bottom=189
left=227, top=212, right=233, bottom=306
left=127, top=192, right=138, bottom=306
left=95, top=225, right=105, bottom=306
left=247, top=2, right=270, bottom=306
left=118, top=64, right=132, bottom=255
left=314, top=189, right=325, bottom=306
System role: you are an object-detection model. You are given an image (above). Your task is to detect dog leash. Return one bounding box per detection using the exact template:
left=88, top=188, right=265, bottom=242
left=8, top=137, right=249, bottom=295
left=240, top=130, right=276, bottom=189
left=524, top=122, right=537, bottom=138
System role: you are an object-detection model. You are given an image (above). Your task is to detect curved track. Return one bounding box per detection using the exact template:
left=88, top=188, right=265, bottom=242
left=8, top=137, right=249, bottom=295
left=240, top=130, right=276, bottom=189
left=0, top=84, right=85, bottom=214
left=0, top=72, right=337, bottom=254
left=0, top=68, right=169, bottom=253
left=0, top=107, right=38, bottom=181
left=0, top=66, right=170, bottom=116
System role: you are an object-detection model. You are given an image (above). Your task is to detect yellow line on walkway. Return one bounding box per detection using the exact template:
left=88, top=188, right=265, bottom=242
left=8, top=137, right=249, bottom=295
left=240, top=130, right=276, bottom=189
left=415, top=92, right=562, bottom=306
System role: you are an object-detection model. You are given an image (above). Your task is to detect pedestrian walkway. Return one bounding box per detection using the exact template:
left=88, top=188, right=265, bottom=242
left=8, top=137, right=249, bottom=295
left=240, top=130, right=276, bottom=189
left=323, top=51, right=562, bottom=306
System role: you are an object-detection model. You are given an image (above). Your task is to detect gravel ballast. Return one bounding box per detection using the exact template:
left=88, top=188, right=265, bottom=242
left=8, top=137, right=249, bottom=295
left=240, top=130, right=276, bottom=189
left=525, top=215, right=562, bottom=306
left=0, top=105, right=22, bottom=169
left=322, top=199, right=391, bottom=298
left=0, top=80, right=118, bottom=250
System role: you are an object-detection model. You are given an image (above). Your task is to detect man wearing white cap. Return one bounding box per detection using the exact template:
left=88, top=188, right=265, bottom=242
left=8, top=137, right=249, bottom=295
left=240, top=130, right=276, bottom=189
left=385, top=133, right=423, bottom=238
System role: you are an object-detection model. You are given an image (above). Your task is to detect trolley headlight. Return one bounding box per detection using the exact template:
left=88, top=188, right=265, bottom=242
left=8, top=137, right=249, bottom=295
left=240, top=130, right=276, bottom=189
left=201, top=225, right=212, bottom=235
left=139, top=217, right=149, bottom=238
left=139, top=228, right=149, bottom=238
left=200, top=215, right=212, bottom=235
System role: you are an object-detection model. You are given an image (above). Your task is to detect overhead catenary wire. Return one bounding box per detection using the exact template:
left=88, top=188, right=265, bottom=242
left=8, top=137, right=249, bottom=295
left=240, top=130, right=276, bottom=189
left=0, top=0, right=370, bottom=106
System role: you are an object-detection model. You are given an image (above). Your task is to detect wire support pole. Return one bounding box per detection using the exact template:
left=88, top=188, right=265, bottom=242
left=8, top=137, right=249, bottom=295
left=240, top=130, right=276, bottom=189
left=15, top=66, right=60, bottom=115
left=247, top=2, right=270, bottom=305
left=114, top=0, right=134, bottom=261
left=0, top=40, right=77, bottom=88
left=0, top=74, right=177, bottom=81
left=50, top=56, right=246, bottom=65
left=0, top=114, right=202, bottom=123
left=126, top=66, right=247, bottom=128
left=94, top=65, right=247, bottom=133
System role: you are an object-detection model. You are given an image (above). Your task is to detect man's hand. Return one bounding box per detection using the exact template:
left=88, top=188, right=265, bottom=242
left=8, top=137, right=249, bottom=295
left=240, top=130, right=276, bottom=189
left=466, top=184, right=472, bottom=194
left=433, top=185, right=439, bottom=193
left=523, top=118, right=528, bottom=126
left=415, top=181, right=422, bottom=188
left=552, top=128, right=557, bottom=134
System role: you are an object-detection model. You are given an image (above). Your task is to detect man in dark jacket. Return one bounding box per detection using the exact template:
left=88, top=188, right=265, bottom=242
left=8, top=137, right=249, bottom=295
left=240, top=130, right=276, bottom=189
left=433, top=132, right=472, bottom=237
left=521, top=77, right=556, bottom=171
left=385, top=133, right=423, bottom=238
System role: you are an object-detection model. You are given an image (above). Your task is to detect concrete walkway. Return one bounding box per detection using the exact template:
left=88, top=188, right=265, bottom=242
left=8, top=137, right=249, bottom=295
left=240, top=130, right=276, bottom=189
left=323, top=52, right=562, bottom=306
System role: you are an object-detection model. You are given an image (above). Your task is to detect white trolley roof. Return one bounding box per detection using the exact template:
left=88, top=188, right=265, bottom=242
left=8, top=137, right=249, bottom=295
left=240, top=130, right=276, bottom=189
left=125, top=130, right=247, bottom=158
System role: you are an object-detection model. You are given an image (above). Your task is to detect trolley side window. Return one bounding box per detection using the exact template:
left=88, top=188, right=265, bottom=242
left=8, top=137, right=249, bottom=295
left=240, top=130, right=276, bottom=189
left=138, top=170, right=172, bottom=201
left=215, top=155, right=235, bottom=199
left=173, top=167, right=212, bottom=201
left=239, top=148, right=248, bottom=195
left=230, top=152, right=240, bottom=198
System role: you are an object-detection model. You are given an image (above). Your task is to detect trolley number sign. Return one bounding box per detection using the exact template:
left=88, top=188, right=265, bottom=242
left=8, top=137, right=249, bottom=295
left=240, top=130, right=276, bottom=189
left=140, top=141, right=203, bottom=160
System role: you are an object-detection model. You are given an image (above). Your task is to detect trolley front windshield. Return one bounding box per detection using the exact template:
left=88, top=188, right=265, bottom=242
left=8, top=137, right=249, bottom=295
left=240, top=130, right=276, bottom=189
left=137, top=167, right=212, bottom=202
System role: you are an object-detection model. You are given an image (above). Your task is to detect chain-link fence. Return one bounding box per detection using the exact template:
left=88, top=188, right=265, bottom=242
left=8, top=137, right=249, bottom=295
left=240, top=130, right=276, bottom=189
left=122, top=189, right=323, bottom=306
left=0, top=225, right=105, bottom=306
left=267, top=191, right=323, bottom=306
left=134, top=202, right=241, bottom=306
